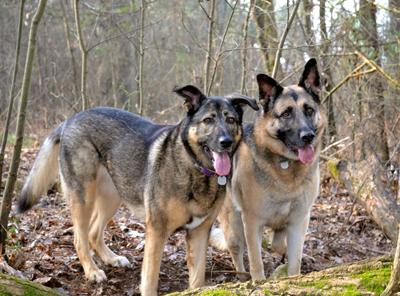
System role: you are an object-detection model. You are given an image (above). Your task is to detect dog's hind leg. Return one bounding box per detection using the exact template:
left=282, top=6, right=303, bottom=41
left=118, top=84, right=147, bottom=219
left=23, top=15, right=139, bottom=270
left=67, top=179, right=107, bottom=283
left=89, top=167, right=130, bottom=268
left=271, top=227, right=287, bottom=256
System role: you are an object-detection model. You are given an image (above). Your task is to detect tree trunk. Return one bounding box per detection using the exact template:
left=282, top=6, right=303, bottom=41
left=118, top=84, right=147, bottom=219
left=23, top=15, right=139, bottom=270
left=74, top=0, right=89, bottom=111
left=204, top=0, right=216, bottom=95
left=0, top=0, right=47, bottom=255
left=319, top=0, right=336, bottom=143
left=60, top=0, right=79, bottom=104
left=138, top=0, right=145, bottom=116
left=333, top=159, right=400, bottom=242
left=167, top=254, right=395, bottom=296
left=0, top=0, right=25, bottom=195
left=252, top=0, right=271, bottom=74
left=0, top=272, right=66, bottom=296
left=240, top=0, right=254, bottom=95
left=359, top=0, right=390, bottom=163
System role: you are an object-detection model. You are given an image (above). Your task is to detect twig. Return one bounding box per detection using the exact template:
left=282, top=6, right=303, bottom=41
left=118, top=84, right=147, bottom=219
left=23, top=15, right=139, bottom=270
left=207, top=0, right=238, bottom=95
left=271, top=0, right=302, bottom=79
left=367, top=0, right=400, bottom=14
left=181, top=11, right=210, bottom=56
left=321, top=137, right=350, bottom=154
left=354, top=50, right=400, bottom=91
left=321, top=62, right=369, bottom=104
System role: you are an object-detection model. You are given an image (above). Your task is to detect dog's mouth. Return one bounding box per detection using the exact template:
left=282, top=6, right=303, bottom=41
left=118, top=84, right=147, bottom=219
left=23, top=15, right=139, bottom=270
left=203, top=146, right=231, bottom=176
left=284, top=138, right=314, bottom=164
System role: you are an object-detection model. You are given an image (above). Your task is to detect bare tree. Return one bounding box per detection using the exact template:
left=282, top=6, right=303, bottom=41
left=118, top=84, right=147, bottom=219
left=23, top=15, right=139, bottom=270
left=0, top=0, right=25, bottom=199
left=0, top=0, right=47, bottom=254
left=74, top=0, right=89, bottom=111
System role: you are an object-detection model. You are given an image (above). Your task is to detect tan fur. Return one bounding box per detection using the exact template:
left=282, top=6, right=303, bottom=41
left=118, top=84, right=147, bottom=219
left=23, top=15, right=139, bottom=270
left=211, top=62, right=327, bottom=279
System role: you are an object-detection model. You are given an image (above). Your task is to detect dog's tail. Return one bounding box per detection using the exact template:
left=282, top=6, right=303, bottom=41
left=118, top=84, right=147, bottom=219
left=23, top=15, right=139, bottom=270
left=209, top=226, right=229, bottom=251
left=17, top=123, right=63, bottom=213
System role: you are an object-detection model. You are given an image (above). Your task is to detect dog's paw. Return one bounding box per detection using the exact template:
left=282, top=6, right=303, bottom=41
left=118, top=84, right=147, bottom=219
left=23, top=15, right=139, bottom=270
left=88, top=269, right=107, bottom=283
left=110, top=256, right=130, bottom=268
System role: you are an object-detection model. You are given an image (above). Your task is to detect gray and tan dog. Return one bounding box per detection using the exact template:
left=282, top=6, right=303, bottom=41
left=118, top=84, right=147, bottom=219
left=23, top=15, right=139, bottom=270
left=17, top=85, right=258, bottom=295
left=210, top=59, right=326, bottom=279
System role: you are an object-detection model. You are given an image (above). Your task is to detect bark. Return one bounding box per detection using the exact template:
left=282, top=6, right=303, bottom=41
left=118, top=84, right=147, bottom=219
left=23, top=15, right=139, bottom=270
left=333, top=159, right=400, bottom=242
left=167, top=254, right=395, bottom=296
left=74, top=0, right=89, bottom=111
left=240, top=0, right=254, bottom=95
left=381, top=225, right=400, bottom=296
left=0, top=0, right=47, bottom=254
left=252, top=0, right=271, bottom=74
left=60, top=0, right=79, bottom=104
left=271, top=0, right=301, bottom=79
left=359, top=0, right=390, bottom=163
left=138, top=0, right=145, bottom=116
left=319, top=0, right=337, bottom=142
left=0, top=0, right=25, bottom=196
left=0, top=272, right=66, bottom=296
left=204, top=0, right=216, bottom=95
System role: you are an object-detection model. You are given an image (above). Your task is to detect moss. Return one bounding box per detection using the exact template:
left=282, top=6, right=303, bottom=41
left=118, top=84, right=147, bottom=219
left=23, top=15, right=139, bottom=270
left=352, top=265, right=391, bottom=294
left=199, top=290, right=240, bottom=296
left=326, top=161, right=339, bottom=181
left=337, top=284, right=363, bottom=296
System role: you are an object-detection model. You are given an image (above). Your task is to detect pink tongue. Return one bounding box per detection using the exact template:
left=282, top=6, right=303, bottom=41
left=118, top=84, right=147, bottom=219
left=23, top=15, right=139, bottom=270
left=212, top=151, right=231, bottom=176
left=298, top=145, right=314, bottom=164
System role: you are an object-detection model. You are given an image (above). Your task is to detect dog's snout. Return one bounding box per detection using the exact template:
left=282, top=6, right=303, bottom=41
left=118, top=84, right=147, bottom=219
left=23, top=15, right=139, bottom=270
left=300, top=131, right=315, bottom=144
left=219, top=136, right=233, bottom=149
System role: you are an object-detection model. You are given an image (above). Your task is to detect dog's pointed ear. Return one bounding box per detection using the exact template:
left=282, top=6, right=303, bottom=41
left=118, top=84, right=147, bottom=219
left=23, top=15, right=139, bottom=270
left=256, top=74, right=283, bottom=111
left=298, top=58, right=321, bottom=103
left=225, top=93, right=259, bottom=111
left=172, top=85, right=206, bottom=114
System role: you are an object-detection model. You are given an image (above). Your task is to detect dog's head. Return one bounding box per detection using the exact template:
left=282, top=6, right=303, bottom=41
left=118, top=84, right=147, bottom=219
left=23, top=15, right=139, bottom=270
left=172, top=85, right=258, bottom=176
left=255, top=58, right=326, bottom=163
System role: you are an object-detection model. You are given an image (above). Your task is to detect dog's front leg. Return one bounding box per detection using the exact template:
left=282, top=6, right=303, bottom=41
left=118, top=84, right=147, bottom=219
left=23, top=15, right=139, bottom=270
left=286, top=212, right=310, bottom=276
left=141, top=222, right=169, bottom=296
left=186, top=224, right=210, bottom=289
left=242, top=213, right=265, bottom=280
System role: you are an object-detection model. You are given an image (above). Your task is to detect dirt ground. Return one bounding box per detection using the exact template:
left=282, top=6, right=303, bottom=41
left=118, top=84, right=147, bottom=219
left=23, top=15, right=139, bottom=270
left=0, top=145, right=395, bottom=296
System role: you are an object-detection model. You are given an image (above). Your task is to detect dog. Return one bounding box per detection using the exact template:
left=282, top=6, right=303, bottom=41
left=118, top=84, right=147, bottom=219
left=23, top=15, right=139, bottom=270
left=210, top=58, right=326, bottom=279
left=17, top=85, right=258, bottom=295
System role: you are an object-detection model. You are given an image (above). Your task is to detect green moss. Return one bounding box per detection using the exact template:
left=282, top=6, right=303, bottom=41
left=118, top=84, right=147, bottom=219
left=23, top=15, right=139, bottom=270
left=352, top=265, right=391, bottom=294
left=337, top=284, right=363, bottom=296
left=199, top=290, right=240, bottom=296
left=326, top=160, right=339, bottom=181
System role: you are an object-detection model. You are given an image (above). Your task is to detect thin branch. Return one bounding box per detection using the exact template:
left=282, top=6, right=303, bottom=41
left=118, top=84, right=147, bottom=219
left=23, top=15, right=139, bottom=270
left=321, top=62, right=369, bottom=104
left=271, top=0, right=302, bottom=79
left=207, top=0, right=238, bottom=96
left=181, top=11, right=211, bottom=57
left=367, top=0, right=400, bottom=14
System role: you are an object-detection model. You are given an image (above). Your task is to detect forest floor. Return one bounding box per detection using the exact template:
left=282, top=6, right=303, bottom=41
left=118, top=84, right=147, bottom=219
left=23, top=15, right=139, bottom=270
left=0, top=142, right=395, bottom=296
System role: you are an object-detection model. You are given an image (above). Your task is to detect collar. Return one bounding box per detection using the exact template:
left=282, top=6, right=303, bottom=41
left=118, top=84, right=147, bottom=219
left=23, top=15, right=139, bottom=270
left=194, top=162, right=216, bottom=176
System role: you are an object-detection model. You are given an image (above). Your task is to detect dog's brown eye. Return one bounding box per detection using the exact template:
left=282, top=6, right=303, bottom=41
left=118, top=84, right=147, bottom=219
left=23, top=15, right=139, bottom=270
left=228, top=117, right=235, bottom=124
left=204, top=118, right=212, bottom=124
left=282, top=112, right=290, bottom=117
left=306, top=108, right=313, bottom=114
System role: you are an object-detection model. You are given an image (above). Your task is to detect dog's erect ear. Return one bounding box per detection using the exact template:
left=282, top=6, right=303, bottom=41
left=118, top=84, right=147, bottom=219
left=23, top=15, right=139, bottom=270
left=298, top=58, right=321, bottom=103
left=256, top=74, right=283, bottom=111
left=225, top=93, right=259, bottom=111
left=172, top=85, right=206, bottom=114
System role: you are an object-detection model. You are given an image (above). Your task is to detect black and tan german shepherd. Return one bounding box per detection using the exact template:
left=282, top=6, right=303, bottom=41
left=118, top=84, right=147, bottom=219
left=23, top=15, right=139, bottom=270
left=210, top=59, right=326, bottom=279
left=17, top=85, right=258, bottom=295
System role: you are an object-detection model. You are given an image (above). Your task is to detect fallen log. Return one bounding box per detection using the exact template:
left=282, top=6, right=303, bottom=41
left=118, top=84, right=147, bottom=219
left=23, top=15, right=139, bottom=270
left=167, top=254, right=393, bottom=295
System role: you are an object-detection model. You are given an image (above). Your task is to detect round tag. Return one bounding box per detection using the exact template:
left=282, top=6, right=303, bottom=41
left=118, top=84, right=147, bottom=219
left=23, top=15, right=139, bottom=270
left=218, top=176, right=227, bottom=185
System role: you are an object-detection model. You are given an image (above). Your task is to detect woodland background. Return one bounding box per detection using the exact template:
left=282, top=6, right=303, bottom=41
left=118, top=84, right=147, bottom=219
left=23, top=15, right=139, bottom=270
left=0, top=0, right=400, bottom=295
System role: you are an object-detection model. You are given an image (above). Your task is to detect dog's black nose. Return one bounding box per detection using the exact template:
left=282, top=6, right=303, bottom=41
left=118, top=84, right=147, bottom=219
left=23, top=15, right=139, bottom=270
left=219, top=136, right=233, bottom=149
left=300, top=131, right=315, bottom=144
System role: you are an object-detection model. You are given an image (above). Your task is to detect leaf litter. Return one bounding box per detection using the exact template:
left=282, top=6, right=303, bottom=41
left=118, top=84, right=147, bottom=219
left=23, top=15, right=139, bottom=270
left=0, top=145, right=395, bottom=295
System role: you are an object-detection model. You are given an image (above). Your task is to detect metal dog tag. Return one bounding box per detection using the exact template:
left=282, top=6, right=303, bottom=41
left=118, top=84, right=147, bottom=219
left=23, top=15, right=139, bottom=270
left=280, top=160, right=289, bottom=169
left=218, top=176, right=227, bottom=185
